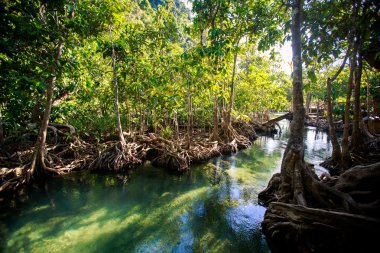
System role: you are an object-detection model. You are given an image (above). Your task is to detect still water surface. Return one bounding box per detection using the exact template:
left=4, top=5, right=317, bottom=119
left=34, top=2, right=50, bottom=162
left=1, top=121, right=332, bottom=253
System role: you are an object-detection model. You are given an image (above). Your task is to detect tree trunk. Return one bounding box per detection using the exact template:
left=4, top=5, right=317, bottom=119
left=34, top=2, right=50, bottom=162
left=341, top=47, right=356, bottom=169
left=367, top=77, right=372, bottom=117
left=31, top=98, right=43, bottom=123
left=262, top=0, right=305, bottom=205
left=126, top=101, right=131, bottom=132
left=259, top=0, right=306, bottom=217
left=228, top=50, right=238, bottom=119
left=316, top=101, right=320, bottom=126
left=326, top=78, right=342, bottom=164
left=351, top=42, right=363, bottom=152
left=29, top=5, right=76, bottom=177
left=325, top=46, right=350, bottom=166
left=173, top=109, right=179, bottom=141
left=305, top=92, right=311, bottom=117
left=0, top=108, right=4, bottom=145
left=139, top=94, right=143, bottom=135
left=259, top=3, right=380, bottom=252
left=109, top=26, right=126, bottom=147
left=366, top=71, right=370, bottom=117
left=284, top=0, right=305, bottom=158
left=341, top=3, right=360, bottom=169
left=186, top=82, right=192, bottom=148
left=30, top=40, right=63, bottom=176
left=210, top=93, right=220, bottom=141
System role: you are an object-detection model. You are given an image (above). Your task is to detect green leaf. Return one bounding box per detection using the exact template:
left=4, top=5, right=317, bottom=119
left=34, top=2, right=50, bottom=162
left=307, top=70, right=317, bottom=83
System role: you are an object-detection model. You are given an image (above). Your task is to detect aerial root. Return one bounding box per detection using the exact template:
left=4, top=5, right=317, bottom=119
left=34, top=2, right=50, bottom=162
left=89, top=142, right=142, bottom=172
left=1, top=120, right=259, bottom=194
left=259, top=145, right=380, bottom=252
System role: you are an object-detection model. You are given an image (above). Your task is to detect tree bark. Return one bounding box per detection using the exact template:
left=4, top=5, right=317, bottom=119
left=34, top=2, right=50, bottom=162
left=210, top=93, right=220, bottom=141
left=186, top=81, right=192, bottom=148
left=259, top=4, right=380, bottom=251
left=326, top=78, right=342, bottom=164
left=325, top=46, right=349, bottom=165
left=173, top=109, right=179, bottom=141
left=109, top=26, right=126, bottom=147
left=366, top=70, right=371, bottom=116
left=30, top=40, right=63, bottom=176
left=228, top=49, right=238, bottom=119
left=29, top=4, right=76, bottom=177
left=31, top=98, right=43, bottom=123
left=209, top=10, right=221, bottom=142
left=351, top=42, right=363, bottom=152
left=284, top=0, right=304, bottom=158
left=263, top=202, right=379, bottom=253
left=228, top=52, right=238, bottom=115
left=341, top=41, right=356, bottom=169
left=341, top=3, right=360, bottom=169
left=316, top=101, right=320, bottom=126
left=0, top=108, right=4, bottom=145
left=262, top=0, right=305, bottom=207
left=305, top=92, right=311, bottom=117
left=139, top=94, right=144, bottom=134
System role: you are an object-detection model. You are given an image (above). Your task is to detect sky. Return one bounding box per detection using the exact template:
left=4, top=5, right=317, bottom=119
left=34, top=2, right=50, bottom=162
left=279, top=41, right=293, bottom=75
left=181, top=0, right=192, bottom=9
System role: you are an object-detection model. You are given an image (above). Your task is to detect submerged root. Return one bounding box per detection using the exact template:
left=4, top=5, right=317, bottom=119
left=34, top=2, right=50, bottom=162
left=233, top=120, right=258, bottom=141
left=1, top=119, right=259, bottom=194
left=0, top=167, right=26, bottom=193
left=218, top=121, right=252, bottom=154
left=188, top=140, right=220, bottom=163
left=89, top=142, right=142, bottom=172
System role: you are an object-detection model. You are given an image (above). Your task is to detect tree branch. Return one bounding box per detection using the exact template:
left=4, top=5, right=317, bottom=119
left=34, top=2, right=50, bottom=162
left=330, top=44, right=351, bottom=82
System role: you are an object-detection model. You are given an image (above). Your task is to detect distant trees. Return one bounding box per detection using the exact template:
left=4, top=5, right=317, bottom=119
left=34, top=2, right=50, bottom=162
left=0, top=0, right=290, bottom=175
left=303, top=0, right=380, bottom=169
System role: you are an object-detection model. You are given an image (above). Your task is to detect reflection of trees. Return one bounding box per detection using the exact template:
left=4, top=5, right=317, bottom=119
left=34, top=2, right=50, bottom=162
left=190, top=154, right=271, bottom=253
left=189, top=185, right=269, bottom=252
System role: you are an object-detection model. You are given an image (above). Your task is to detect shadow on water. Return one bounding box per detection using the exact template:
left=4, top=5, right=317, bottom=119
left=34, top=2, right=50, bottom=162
left=1, top=120, right=335, bottom=253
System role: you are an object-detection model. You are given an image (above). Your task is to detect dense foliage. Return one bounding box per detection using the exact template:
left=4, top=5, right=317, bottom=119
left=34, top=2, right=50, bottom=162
left=0, top=0, right=378, bottom=142
left=0, top=0, right=291, bottom=140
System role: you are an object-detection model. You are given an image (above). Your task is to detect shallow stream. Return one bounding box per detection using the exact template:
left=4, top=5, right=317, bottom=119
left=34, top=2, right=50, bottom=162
left=1, top=120, right=333, bottom=253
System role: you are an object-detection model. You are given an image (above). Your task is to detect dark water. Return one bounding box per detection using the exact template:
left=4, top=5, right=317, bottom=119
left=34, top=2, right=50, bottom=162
left=1, top=120, right=332, bottom=253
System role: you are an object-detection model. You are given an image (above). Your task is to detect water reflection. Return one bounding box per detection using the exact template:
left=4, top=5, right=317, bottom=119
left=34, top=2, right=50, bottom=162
left=303, top=126, right=336, bottom=175
left=1, top=120, right=334, bottom=253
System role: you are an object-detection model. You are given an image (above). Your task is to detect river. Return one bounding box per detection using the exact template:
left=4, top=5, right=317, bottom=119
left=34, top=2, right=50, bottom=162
left=1, top=120, right=332, bottom=253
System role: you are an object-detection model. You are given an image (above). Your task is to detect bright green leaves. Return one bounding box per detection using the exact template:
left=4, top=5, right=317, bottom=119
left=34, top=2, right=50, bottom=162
left=235, top=45, right=291, bottom=114
left=1, top=0, right=298, bottom=137
left=307, top=69, right=317, bottom=84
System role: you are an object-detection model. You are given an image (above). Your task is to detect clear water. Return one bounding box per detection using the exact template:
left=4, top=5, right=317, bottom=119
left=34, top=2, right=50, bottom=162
left=0, top=120, right=333, bottom=253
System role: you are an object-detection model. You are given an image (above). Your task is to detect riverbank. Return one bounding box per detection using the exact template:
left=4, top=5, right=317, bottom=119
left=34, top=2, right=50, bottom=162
left=1, top=119, right=280, bottom=200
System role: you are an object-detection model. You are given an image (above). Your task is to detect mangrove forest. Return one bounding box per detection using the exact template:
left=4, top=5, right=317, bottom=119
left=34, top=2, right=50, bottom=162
left=0, top=0, right=379, bottom=252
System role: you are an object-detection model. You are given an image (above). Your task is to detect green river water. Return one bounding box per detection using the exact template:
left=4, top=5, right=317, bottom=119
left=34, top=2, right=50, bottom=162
left=1, top=121, right=333, bottom=253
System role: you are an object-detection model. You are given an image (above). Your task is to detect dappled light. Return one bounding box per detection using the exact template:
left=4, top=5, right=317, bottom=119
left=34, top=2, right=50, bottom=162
left=1, top=0, right=380, bottom=252
left=2, top=120, right=337, bottom=253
